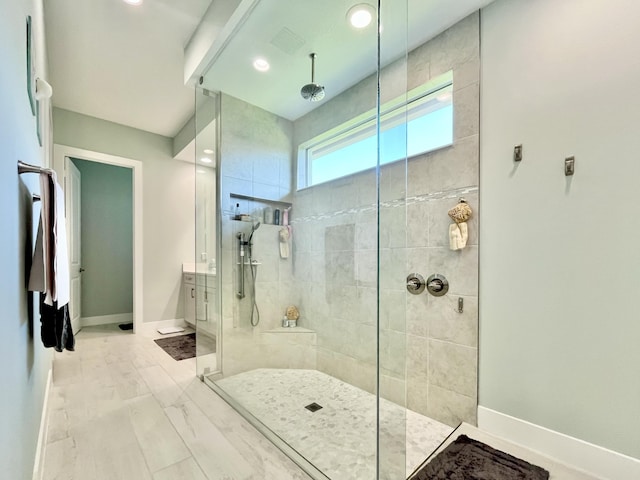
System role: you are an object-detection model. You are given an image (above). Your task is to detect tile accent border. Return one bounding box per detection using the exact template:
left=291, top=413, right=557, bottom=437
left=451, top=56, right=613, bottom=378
left=290, top=186, right=479, bottom=225
left=478, top=406, right=640, bottom=479
left=32, top=368, right=52, bottom=480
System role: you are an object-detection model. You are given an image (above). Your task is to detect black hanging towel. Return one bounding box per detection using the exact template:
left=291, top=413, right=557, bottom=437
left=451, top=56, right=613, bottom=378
left=40, top=294, right=75, bottom=352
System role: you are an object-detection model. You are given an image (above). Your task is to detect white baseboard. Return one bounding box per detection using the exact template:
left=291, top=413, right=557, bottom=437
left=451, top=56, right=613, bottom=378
left=478, top=406, right=640, bottom=480
left=32, top=368, right=52, bottom=480
left=137, top=318, right=189, bottom=336
left=81, top=313, right=133, bottom=328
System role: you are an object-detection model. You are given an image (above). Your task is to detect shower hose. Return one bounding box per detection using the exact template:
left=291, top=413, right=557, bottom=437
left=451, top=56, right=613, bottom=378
left=249, top=250, right=260, bottom=326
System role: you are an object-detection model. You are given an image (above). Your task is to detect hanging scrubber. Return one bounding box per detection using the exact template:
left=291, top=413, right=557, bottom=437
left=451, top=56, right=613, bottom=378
left=448, top=198, right=472, bottom=250
left=279, top=227, right=290, bottom=259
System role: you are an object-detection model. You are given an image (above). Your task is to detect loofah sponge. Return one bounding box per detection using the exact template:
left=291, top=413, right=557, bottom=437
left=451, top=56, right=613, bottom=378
left=285, top=305, right=300, bottom=320
left=448, top=199, right=472, bottom=224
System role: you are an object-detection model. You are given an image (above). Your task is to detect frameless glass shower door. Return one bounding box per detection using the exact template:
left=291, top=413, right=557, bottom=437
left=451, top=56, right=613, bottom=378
left=194, top=89, right=220, bottom=378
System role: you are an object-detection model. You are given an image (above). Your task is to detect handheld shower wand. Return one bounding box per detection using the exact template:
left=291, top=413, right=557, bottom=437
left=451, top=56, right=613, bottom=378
left=248, top=221, right=261, bottom=244
left=236, top=232, right=245, bottom=299
left=247, top=221, right=261, bottom=326
left=236, top=221, right=262, bottom=326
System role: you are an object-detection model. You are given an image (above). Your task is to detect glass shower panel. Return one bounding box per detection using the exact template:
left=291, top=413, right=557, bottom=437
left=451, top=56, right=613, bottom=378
left=194, top=88, right=220, bottom=378
left=400, top=7, right=482, bottom=476
left=199, top=0, right=381, bottom=477
left=377, top=2, right=409, bottom=478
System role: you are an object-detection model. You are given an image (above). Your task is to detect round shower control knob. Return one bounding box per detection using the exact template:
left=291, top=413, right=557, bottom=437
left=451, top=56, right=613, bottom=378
left=426, top=274, right=449, bottom=297
left=406, top=273, right=426, bottom=295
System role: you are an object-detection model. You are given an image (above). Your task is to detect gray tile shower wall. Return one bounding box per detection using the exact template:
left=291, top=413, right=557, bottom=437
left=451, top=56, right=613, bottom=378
left=216, top=12, right=479, bottom=427
left=217, top=95, right=315, bottom=377
left=291, top=12, right=480, bottom=427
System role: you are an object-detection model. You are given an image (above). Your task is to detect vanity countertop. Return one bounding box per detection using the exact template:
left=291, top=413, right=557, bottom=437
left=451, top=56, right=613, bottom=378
left=182, top=263, right=216, bottom=276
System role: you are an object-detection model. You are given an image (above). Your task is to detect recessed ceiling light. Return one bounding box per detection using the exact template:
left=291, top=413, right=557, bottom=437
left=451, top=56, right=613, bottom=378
left=203, top=148, right=214, bottom=154
left=200, top=157, right=213, bottom=164
left=123, top=0, right=143, bottom=5
left=347, top=4, right=374, bottom=29
left=253, top=58, right=270, bottom=72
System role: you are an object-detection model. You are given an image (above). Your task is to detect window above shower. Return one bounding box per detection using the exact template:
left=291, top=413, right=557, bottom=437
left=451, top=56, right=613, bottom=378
left=297, top=71, right=453, bottom=189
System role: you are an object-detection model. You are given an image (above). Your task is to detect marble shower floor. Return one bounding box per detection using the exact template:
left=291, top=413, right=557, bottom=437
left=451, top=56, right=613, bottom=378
left=214, top=368, right=453, bottom=480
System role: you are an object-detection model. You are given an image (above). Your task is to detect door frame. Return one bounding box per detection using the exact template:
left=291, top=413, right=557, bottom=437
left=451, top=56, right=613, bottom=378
left=53, top=144, right=144, bottom=334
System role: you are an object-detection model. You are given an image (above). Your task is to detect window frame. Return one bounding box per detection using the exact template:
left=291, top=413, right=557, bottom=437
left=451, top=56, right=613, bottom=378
left=297, top=71, right=454, bottom=190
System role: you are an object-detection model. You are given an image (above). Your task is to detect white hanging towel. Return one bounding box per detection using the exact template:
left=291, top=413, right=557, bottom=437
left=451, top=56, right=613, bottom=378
left=448, top=222, right=468, bottom=251
left=29, top=171, right=70, bottom=306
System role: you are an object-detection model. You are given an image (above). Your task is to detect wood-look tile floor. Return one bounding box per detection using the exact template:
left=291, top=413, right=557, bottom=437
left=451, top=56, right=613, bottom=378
left=42, top=325, right=312, bottom=480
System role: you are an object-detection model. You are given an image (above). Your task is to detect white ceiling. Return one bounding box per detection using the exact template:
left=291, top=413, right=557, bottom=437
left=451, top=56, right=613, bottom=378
left=45, top=0, right=212, bottom=138
left=44, top=0, right=493, bottom=141
left=201, top=0, right=494, bottom=121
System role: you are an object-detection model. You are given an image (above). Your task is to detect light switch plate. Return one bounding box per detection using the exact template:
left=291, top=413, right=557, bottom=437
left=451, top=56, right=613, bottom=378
left=514, top=144, right=523, bottom=162
left=565, top=156, right=575, bottom=176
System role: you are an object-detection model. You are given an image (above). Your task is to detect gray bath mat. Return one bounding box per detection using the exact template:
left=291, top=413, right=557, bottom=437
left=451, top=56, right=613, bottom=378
left=411, top=434, right=549, bottom=480
left=154, top=333, right=216, bottom=361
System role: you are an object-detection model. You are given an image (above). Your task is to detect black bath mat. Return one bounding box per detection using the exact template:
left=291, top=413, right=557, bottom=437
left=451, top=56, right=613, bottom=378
left=154, top=333, right=197, bottom=360
left=412, top=434, right=549, bottom=480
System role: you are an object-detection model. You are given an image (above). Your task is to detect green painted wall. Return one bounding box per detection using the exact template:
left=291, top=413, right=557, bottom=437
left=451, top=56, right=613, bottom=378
left=72, top=159, right=133, bottom=318
left=480, top=0, right=640, bottom=459
left=53, top=108, right=196, bottom=323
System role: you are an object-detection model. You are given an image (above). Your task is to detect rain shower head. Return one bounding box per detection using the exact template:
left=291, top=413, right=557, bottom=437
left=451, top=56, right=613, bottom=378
left=300, top=53, right=325, bottom=102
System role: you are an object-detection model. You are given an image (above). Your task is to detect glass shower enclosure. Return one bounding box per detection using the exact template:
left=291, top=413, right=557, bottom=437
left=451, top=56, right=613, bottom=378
left=194, top=1, right=480, bottom=478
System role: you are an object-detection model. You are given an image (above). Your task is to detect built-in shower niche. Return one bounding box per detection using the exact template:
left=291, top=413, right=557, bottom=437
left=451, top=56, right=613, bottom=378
left=219, top=186, right=317, bottom=377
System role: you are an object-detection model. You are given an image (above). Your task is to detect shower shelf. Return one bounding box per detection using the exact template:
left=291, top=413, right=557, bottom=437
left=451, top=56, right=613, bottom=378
left=230, top=192, right=292, bottom=207
left=264, top=327, right=315, bottom=334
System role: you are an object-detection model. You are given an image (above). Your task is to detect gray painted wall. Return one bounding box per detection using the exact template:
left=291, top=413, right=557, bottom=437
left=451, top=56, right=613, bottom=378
left=480, top=0, right=640, bottom=459
left=0, top=0, right=54, bottom=478
left=53, top=108, right=195, bottom=323
left=72, top=159, right=133, bottom=318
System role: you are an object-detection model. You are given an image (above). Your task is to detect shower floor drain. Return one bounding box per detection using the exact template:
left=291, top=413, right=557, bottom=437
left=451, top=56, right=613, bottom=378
left=305, top=402, right=323, bottom=412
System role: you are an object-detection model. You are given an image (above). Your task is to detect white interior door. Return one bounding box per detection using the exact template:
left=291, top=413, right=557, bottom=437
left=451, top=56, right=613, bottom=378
left=67, top=159, right=82, bottom=334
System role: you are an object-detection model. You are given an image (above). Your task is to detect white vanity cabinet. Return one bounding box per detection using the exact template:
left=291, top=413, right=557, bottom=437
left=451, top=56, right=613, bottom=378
left=183, top=272, right=216, bottom=327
